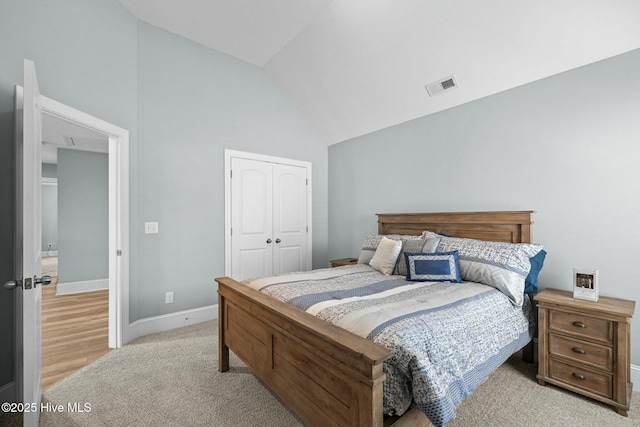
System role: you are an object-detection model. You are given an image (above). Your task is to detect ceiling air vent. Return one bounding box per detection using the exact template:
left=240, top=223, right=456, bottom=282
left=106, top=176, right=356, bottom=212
left=425, top=75, right=459, bottom=97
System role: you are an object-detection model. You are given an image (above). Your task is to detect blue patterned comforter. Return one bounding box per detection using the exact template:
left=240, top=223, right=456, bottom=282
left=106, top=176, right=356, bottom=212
left=245, top=264, right=535, bottom=426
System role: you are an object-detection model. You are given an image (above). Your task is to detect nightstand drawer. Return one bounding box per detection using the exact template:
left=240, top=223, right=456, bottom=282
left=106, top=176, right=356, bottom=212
left=549, top=310, right=613, bottom=344
left=549, top=334, right=612, bottom=371
left=549, top=358, right=612, bottom=399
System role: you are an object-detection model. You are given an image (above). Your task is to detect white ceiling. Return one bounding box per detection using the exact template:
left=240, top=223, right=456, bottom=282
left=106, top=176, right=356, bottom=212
left=41, top=113, right=108, bottom=164
left=118, top=0, right=640, bottom=145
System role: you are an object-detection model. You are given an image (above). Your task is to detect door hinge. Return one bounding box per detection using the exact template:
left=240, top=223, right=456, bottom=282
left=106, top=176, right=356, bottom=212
left=230, top=170, right=233, bottom=179
left=230, top=227, right=233, bottom=236
left=117, top=250, right=123, bottom=256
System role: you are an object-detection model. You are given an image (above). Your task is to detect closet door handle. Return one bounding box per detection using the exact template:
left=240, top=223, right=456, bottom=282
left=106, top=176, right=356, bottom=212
left=266, top=239, right=272, bottom=244
left=275, top=238, right=281, bottom=243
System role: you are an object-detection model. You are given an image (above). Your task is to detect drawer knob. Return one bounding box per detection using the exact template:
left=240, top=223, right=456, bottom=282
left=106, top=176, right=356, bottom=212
left=572, top=372, right=586, bottom=380
left=572, top=321, right=586, bottom=328
left=572, top=347, right=586, bottom=355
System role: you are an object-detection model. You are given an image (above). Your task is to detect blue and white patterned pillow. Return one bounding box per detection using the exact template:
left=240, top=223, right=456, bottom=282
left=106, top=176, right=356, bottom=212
left=422, top=231, right=543, bottom=306
left=404, top=251, right=462, bottom=282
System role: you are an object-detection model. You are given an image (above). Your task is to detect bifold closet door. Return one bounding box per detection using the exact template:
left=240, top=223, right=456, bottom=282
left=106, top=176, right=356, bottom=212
left=230, top=158, right=308, bottom=281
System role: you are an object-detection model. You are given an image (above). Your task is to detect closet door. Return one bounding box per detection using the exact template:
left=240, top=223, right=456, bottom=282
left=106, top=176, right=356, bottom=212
left=228, top=153, right=310, bottom=281
left=272, top=163, right=307, bottom=275
left=230, top=157, right=273, bottom=281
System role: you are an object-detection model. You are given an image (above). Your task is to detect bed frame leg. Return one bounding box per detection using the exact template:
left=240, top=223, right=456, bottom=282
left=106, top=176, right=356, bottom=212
left=218, top=293, right=229, bottom=372
left=522, top=293, right=536, bottom=363
left=522, top=340, right=534, bottom=363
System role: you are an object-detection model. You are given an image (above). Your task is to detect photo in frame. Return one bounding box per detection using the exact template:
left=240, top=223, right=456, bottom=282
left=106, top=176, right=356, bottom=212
left=573, top=268, right=599, bottom=302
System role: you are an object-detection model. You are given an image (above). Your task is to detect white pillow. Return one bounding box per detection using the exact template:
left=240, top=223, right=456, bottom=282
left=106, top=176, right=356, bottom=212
left=369, top=237, right=402, bottom=275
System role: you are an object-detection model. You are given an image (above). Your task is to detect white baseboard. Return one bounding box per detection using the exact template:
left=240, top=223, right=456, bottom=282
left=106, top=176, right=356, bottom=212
left=126, top=304, right=218, bottom=344
left=56, top=278, right=109, bottom=295
left=0, top=381, right=15, bottom=404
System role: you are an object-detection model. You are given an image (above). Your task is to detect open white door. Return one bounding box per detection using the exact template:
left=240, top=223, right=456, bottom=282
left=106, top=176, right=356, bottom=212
left=5, top=61, right=129, bottom=425
left=15, top=58, right=46, bottom=427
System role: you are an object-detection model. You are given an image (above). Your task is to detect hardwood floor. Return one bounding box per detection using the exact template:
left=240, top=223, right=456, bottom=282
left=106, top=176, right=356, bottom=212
left=41, top=276, right=110, bottom=390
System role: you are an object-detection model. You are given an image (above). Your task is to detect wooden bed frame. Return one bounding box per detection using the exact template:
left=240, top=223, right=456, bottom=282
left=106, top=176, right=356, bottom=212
left=216, top=211, right=536, bottom=427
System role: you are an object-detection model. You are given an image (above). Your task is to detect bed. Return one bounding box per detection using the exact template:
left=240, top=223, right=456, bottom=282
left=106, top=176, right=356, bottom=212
left=216, top=211, right=543, bottom=426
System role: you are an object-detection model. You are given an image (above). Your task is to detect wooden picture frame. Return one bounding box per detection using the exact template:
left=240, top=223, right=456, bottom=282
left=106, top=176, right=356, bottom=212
left=573, top=268, right=599, bottom=302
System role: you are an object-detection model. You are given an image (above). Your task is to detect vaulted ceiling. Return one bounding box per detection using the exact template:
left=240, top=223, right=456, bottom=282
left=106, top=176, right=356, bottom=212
left=118, top=0, right=640, bottom=145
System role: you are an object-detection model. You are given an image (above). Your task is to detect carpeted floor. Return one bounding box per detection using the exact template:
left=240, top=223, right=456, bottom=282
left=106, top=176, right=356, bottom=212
left=39, top=321, right=302, bottom=427
left=7, top=319, right=636, bottom=426
left=448, top=353, right=640, bottom=427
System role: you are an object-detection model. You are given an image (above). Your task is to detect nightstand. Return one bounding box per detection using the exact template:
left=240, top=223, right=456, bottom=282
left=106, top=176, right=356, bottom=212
left=534, top=288, right=635, bottom=415
left=330, top=257, right=358, bottom=267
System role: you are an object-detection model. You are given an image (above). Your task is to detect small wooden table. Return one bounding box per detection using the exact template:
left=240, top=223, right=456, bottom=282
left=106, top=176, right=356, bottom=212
left=534, top=288, right=635, bottom=415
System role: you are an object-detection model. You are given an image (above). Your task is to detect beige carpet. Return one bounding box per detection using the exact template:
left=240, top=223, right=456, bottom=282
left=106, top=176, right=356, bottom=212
left=449, top=353, right=640, bottom=427
left=30, top=320, right=639, bottom=426
left=40, top=321, right=302, bottom=427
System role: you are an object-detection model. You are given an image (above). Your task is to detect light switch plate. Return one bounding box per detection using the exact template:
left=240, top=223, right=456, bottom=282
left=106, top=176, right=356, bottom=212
left=144, top=222, right=159, bottom=234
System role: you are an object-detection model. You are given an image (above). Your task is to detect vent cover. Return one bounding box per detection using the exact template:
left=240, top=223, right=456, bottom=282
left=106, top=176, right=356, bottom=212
left=425, top=75, right=459, bottom=97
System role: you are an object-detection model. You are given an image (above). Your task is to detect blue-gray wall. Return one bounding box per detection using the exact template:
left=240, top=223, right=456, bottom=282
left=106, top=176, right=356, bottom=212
left=328, top=48, right=640, bottom=365
left=0, top=0, right=137, bottom=389
left=41, top=183, right=57, bottom=253
left=42, top=163, right=57, bottom=179
left=0, top=0, right=327, bottom=390
left=41, top=162, right=58, bottom=253
left=57, top=149, right=109, bottom=283
left=133, top=22, right=328, bottom=319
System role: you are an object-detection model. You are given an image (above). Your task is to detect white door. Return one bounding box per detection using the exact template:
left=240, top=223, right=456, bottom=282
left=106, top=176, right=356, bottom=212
left=228, top=154, right=310, bottom=281
left=16, top=59, right=45, bottom=427
left=273, top=163, right=308, bottom=274
left=230, top=157, right=274, bottom=281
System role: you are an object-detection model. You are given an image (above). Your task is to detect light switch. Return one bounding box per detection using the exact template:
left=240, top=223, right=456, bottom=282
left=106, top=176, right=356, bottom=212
left=144, top=222, right=159, bottom=234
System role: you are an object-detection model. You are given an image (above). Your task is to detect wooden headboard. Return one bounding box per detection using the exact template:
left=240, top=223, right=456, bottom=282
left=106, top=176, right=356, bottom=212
left=377, top=211, right=534, bottom=244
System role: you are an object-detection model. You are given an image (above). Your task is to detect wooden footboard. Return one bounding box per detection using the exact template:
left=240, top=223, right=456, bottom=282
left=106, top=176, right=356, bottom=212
left=217, top=276, right=392, bottom=427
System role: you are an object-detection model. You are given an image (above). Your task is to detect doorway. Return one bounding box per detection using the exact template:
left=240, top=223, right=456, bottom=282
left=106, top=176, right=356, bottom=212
left=11, top=60, right=128, bottom=426
left=39, top=113, right=112, bottom=389
left=37, top=94, right=130, bottom=351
